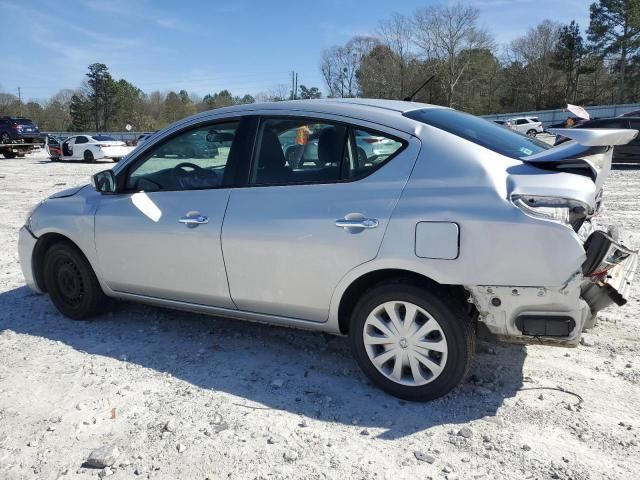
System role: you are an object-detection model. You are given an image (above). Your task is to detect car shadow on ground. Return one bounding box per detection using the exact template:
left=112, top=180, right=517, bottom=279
left=0, top=286, right=526, bottom=439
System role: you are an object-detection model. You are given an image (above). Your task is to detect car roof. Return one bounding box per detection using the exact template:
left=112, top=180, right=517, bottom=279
left=171, top=98, right=448, bottom=135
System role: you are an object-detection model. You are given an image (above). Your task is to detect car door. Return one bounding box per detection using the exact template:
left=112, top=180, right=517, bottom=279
left=61, top=136, right=76, bottom=159
left=515, top=118, right=528, bottom=133
left=94, top=119, right=245, bottom=307
left=73, top=136, right=89, bottom=160
left=221, top=115, right=420, bottom=322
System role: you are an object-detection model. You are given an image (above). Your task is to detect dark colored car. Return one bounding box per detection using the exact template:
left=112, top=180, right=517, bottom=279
left=547, top=116, right=589, bottom=129
left=555, top=116, right=640, bottom=163
left=0, top=117, right=42, bottom=144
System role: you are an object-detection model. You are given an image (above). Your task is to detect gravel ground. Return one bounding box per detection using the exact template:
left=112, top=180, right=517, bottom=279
left=1, top=152, right=639, bottom=480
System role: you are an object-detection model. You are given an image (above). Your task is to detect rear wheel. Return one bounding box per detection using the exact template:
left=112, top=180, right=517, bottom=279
left=2, top=150, right=16, bottom=159
left=84, top=150, right=95, bottom=163
left=349, top=282, right=475, bottom=401
left=1, top=132, right=11, bottom=144
left=43, top=242, right=106, bottom=319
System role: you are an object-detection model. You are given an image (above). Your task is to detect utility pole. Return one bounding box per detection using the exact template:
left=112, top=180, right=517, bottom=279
left=290, top=71, right=299, bottom=100
left=17, top=87, right=21, bottom=115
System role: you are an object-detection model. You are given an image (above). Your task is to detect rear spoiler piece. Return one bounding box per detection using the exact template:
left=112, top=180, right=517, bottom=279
left=519, top=128, right=639, bottom=191
left=546, top=128, right=638, bottom=147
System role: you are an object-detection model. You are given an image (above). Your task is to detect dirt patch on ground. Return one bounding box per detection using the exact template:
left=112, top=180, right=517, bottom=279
left=1, top=153, right=639, bottom=479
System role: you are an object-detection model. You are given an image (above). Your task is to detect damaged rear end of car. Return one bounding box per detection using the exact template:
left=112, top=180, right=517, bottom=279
left=469, top=128, right=638, bottom=346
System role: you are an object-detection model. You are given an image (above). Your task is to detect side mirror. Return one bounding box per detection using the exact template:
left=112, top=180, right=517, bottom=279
left=91, top=169, right=117, bottom=194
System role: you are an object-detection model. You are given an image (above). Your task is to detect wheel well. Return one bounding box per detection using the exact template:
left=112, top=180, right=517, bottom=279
left=337, top=269, right=468, bottom=334
left=32, top=233, right=84, bottom=292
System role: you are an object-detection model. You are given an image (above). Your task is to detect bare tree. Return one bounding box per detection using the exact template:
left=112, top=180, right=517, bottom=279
left=413, top=2, right=493, bottom=107
left=510, top=20, right=561, bottom=109
left=378, top=12, right=413, bottom=97
left=320, top=36, right=378, bottom=97
left=267, top=84, right=290, bottom=102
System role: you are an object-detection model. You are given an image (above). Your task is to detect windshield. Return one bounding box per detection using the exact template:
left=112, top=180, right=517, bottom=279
left=92, top=135, right=116, bottom=141
left=14, top=119, right=34, bottom=125
left=405, top=108, right=550, bottom=159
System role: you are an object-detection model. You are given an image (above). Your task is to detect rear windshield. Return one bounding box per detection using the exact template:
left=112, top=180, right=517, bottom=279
left=405, top=108, right=550, bottom=159
left=91, top=135, right=116, bottom=141
left=14, top=118, right=34, bottom=125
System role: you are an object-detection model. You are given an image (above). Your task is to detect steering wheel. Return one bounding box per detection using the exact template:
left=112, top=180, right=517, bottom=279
left=172, top=162, right=208, bottom=173
left=172, top=162, right=218, bottom=189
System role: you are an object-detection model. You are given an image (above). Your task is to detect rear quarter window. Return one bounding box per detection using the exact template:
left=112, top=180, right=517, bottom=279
left=404, top=108, right=550, bottom=159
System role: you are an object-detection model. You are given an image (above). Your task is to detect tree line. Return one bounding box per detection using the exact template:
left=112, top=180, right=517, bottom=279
left=0, top=0, right=638, bottom=131
left=0, top=64, right=322, bottom=132
left=321, top=0, right=640, bottom=114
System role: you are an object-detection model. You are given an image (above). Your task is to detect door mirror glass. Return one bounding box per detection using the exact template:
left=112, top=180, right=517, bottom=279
left=92, top=169, right=116, bottom=193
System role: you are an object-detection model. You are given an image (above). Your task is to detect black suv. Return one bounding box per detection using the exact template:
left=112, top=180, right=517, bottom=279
left=0, top=116, right=41, bottom=144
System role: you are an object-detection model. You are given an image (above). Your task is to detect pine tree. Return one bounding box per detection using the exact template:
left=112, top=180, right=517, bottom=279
left=588, top=0, right=640, bottom=103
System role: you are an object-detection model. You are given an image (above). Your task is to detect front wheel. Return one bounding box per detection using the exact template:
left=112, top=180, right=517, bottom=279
left=526, top=129, right=537, bottom=137
left=349, top=282, right=475, bottom=401
left=43, top=242, right=107, bottom=319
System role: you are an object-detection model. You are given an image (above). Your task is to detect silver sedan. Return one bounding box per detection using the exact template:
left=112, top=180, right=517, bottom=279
left=18, top=99, right=638, bottom=401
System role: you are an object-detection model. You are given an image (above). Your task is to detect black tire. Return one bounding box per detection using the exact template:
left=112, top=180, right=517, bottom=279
left=526, top=129, right=537, bottom=137
left=1, top=132, right=11, bottom=144
left=43, top=242, right=106, bottom=320
left=84, top=150, right=95, bottom=163
left=349, top=282, right=475, bottom=402
left=2, top=150, right=16, bottom=159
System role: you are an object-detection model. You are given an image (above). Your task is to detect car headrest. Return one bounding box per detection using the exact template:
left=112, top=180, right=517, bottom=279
left=259, top=129, right=286, bottom=170
left=318, top=126, right=346, bottom=164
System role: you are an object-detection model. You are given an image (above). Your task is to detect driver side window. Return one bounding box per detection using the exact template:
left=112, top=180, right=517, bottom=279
left=125, top=121, right=239, bottom=192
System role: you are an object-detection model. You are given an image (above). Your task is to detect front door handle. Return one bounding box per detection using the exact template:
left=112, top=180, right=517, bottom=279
left=335, top=218, right=379, bottom=229
left=179, top=215, right=208, bottom=227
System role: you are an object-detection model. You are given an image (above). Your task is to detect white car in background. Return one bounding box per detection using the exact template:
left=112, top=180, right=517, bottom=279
left=506, top=117, right=544, bottom=137
left=51, top=135, right=134, bottom=162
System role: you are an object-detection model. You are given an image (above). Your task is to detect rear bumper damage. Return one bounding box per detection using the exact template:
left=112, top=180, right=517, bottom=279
left=580, top=229, right=637, bottom=318
left=467, top=225, right=637, bottom=347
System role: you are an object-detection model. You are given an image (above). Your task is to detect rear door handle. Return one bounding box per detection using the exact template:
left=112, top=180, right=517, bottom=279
left=179, top=215, right=208, bottom=227
left=335, top=218, right=379, bottom=229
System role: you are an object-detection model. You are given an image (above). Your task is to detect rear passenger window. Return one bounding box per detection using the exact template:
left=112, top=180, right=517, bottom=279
left=347, top=128, right=403, bottom=179
left=250, top=118, right=404, bottom=186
